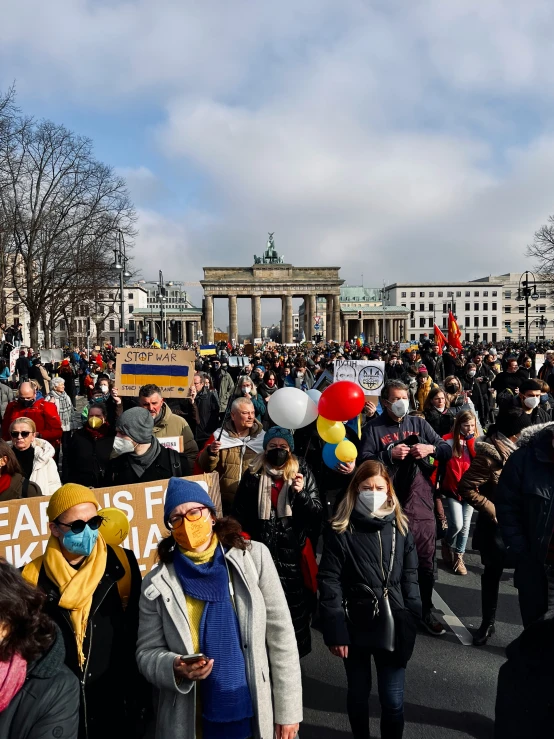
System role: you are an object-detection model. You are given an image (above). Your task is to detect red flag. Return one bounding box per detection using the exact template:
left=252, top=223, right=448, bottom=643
left=434, top=324, right=447, bottom=355
left=447, top=310, right=463, bottom=353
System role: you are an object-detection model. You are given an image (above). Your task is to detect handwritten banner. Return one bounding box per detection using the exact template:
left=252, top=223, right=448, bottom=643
left=115, top=348, right=195, bottom=398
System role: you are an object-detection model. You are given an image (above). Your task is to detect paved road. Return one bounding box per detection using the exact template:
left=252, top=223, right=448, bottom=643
left=302, top=539, right=521, bottom=739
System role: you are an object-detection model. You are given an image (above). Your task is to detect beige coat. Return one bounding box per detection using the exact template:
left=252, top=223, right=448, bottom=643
left=136, top=541, right=303, bottom=739
left=152, top=403, right=198, bottom=469
left=197, top=418, right=264, bottom=512
left=8, top=438, right=61, bottom=496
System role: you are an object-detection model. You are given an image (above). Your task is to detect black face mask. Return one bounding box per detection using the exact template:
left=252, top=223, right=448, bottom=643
left=445, top=384, right=457, bottom=394
left=266, top=448, right=289, bottom=467
left=19, top=398, right=34, bottom=408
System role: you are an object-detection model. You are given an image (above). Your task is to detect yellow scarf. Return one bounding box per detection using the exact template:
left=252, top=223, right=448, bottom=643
left=43, top=534, right=107, bottom=669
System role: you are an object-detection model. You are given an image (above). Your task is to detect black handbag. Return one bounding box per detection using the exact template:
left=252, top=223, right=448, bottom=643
left=343, top=523, right=397, bottom=652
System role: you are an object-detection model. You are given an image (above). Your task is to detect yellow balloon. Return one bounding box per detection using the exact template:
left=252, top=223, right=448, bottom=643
left=317, top=416, right=346, bottom=445
left=335, top=440, right=358, bottom=463
left=98, top=507, right=130, bottom=547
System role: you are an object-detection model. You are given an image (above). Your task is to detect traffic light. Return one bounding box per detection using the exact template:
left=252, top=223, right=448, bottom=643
left=357, top=310, right=362, bottom=320
left=86, top=316, right=91, bottom=337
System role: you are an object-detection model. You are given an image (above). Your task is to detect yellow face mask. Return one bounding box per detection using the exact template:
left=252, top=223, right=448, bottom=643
left=173, top=511, right=213, bottom=550
left=88, top=416, right=103, bottom=429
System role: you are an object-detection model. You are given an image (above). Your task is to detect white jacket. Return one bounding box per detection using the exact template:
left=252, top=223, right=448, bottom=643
left=9, top=438, right=61, bottom=496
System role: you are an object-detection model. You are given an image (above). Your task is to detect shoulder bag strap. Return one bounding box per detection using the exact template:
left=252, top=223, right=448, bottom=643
left=383, top=522, right=396, bottom=595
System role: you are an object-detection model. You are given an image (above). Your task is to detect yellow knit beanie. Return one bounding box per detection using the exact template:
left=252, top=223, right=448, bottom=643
left=46, top=484, right=100, bottom=522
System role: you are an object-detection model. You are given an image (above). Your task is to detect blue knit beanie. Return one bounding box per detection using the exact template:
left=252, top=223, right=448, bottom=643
left=164, top=478, right=215, bottom=528
left=263, top=426, right=294, bottom=452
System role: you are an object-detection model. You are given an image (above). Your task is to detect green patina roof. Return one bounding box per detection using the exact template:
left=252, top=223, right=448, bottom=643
left=340, top=286, right=381, bottom=301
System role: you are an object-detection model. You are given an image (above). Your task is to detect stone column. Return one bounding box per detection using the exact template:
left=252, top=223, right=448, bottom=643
left=386, top=318, right=393, bottom=342
left=252, top=295, right=261, bottom=342
left=372, top=318, right=378, bottom=342
left=303, top=296, right=310, bottom=340
left=342, top=317, right=348, bottom=342
left=281, top=298, right=286, bottom=342
left=204, top=295, right=214, bottom=344
left=285, top=295, right=293, bottom=343
left=229, top=295, right=238, bottom=345
left=186, top=321, right=195, bottom=345
left=325, top=295, right=333, bottom=341
left=357, top=312, right=364, bottom=338
left=333, top=294, right=341, bottom=342
left=404, top=318, right=408, bottom=339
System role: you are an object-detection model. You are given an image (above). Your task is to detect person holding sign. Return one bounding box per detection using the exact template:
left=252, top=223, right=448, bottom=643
left=136, top=477, right=302, bottom=739
left=21, top=483, right=144, bottom=739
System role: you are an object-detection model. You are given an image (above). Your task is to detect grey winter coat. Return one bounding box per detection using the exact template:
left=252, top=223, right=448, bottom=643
left=136, top=540, right=303, bottom=739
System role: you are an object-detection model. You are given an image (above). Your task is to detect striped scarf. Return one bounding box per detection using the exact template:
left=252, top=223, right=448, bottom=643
left=46, top=390, right=74, bottom=431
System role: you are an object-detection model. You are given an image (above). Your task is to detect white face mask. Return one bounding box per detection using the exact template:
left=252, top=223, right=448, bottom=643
left=524, top=396, right=540, bottom=409
left=355, top=491, right=389, bottom=516
left=468, top=371, right=476, bottom=377
left=110, top=436, right=136, bottom=458
left=99, top=384, right=109, bottom=394
left=389, top=398, right=409, bottom=418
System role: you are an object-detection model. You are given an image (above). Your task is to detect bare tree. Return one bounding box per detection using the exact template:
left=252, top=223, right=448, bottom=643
left=527, top=217, right=554, bottom=287
left=0, top=96, right=136, bottom=347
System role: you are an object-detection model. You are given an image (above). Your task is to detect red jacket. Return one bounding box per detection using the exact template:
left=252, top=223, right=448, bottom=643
left=2, top=399, right=63, bottom=448
left=438, top=432, right=475, bottom=500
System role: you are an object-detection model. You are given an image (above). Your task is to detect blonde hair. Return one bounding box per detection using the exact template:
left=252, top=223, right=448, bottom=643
left=10, top=417, right=37, bottom=434
left=249, top=450, right=299, bottom=481
left=331, top=460, right=409, bottom=536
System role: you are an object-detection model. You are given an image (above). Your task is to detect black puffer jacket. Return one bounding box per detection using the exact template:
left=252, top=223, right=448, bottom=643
left=0, top=627, right=80, bottom=739
left=318, top=510, right=422, bottom=667
left=68, top=426, right=114, bottom=488
left=36, top=546, right=146, bottom=739
left=233, top=459, right=323, bottom=658
left=424, top=407, right=455, bottom=437
left=497, top=422, right=554, bottom=565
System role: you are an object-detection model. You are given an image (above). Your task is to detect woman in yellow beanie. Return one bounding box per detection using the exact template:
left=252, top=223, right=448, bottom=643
left=22, top=483, right=147, bottom=739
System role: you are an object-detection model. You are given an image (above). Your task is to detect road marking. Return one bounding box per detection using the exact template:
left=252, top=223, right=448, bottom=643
left=433, top=591, right=473, bottom=646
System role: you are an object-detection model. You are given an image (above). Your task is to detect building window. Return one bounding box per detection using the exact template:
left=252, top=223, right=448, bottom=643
left=410, top=292, right=416, bottom=298
left=419, top=303, right=425, bottom=312
left=447, top=291, right=453, bottom=297
left=419, top=317, right=425, bottom=328
left=438, top=291, right=443, bottom=297
left=465, top=291, right=470, bottom=297
left=492, top=291, right=497, bottom=297
left=483, top=316, right=488, bottom=327
left=443, top=303, right=448, bottom=314
left=109, top=319, right=115, bottom=331
left=465, top=316, right=470, bottom=327
left=474, top=317, right=479, bottom=327
left=99, top=293, right=104, bottom=300
left=59, top=319, right=65, bottom=330
left=518, top=305, right=524, bottom=313
left=505, top=320, right=511, bottom=328
left=492, top=302, right=497, bottom=310
left=492, top=333, right=497, bottom=342
left=429, top=303, right=434, bottom=312
left=456, top=291, right=461, bottom=297
left=442, top=317, right=447, bottom=330
left=410, top=303, right=416, bottom=311
left=129, top=320, right=135, bottom=331
left=128, top=293, right=134, bottom=300
left=109, top=293, right=114, bottom=300
left=539, top=305, right=546, bottom=313
left=13, top=304, right=19, bottom=315
left=492, top=316, right=497, bottom=326
left=465, top=303, right=470, bottom=311
left=410, top=319, right=415, bottom=328
left=483, top=291, right=489, bottom=297
left=482, top=333, right=488, bottom=342
left=429, top=291, right=434, bottom=297
left=474, top=303, right=479, bottom=311
left=518, top=321, right=525, bottom=329
left=483, top=302, right=488, bottom=311
left=401, top=292, right=406, bottom=298
left=474, top=291, right=480, bottom=297
left=129, top=305, right=134, bottom=314
left=428, top=317, right=433, bottom=328
left=504, top=306, right=511, bottom=313
left=401, top=303, right=406, bottom=308
left=419, top=291, right=425, bottom=297
left=504, top=290, right=511, bottom=299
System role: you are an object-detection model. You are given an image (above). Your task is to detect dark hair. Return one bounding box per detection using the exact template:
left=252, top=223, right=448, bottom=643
left=0, top=440, right=22, bottom=476
left=157, top=516, right=250, bottom=564
left=521, top=379, right=542, bottom=393
left=382, top=380, right=408, bottom=402
left=263, top=370, right=277, bottom=384
left=493, top=408, right=533, bottom=438
left=451, top=409, right=477, bottom=458
left=139, top=383, right=162, bottom=398
left=88, top=401, right=107, bottom=418
left=423, top=386, right=450, bottom=412
left=0, top=559, right=56, bottom=662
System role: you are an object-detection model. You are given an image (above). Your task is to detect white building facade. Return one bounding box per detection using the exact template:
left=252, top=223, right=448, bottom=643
left=385, top=281, right=504, bottom=344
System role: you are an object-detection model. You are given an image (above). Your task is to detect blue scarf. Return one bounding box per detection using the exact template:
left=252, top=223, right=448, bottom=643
left=174, top=545, right=253, bottom=739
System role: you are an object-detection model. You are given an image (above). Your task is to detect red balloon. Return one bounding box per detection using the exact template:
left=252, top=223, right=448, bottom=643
left=318, top=381, right=365, bottom=421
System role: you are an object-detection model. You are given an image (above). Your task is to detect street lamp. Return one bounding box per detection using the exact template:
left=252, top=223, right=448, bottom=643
left=112, top=230, right=130, bottom=348
left=156, top=270, right=167, bottom=346
left=516, top=270, right=539, bottom=347
left=530, top=316, right=547, bottom=341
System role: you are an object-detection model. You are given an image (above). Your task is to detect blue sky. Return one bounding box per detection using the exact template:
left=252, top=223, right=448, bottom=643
left=3, top=0, right=554, bottom=328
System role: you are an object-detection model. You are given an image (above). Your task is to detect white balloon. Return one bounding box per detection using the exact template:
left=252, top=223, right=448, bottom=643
left=268, top=387, right=319, bottom=429
left=306, top=389, right=322, bottom=405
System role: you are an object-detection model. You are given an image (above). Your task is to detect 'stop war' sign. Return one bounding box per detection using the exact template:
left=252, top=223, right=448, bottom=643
left=115, top=349, right=195, bottom=398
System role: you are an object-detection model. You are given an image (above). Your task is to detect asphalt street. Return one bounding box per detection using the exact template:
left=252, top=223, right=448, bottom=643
left=302, top=534, right=521, bottom=739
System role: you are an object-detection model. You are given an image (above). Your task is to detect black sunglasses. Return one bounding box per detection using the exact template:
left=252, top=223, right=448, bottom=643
left=55, top=515, right=105, bottom=534
left=11, top=430, right=31, bottom=438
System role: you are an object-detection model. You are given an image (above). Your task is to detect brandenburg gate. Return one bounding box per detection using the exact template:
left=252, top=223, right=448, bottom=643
left=201, top=235, right=344, bottom=344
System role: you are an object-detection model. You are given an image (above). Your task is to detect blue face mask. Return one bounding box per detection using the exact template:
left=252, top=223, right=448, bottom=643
left=541, top=394, right=549, bottom=403
left=462, top=433, right=475, bottom=440
left=62, top=526, right=99, bottom=557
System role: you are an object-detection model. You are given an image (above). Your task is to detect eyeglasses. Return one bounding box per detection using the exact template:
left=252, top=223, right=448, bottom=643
left=167, top=506, right=209, bottom=530
left=11, top=430, right=31, bottom=438
left=55, top=515, right=105, bottom=534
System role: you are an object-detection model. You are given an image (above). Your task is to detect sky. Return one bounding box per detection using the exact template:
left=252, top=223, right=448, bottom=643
left=2, top=0, right=554, bottom=329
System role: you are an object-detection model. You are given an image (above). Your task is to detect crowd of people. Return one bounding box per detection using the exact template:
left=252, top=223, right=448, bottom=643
left=1, top=337, right=554, bottom=738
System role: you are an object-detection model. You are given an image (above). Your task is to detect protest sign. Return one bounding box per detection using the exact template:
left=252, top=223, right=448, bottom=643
left=228, top=356, right=250, bottom=368
left=199, top=344, right=217, bottom=356
left=0, top=472, right=221, bottom=574
left=9, top=347, right=19, bottom=375
left=399, top=342, right=411, bottom=352
left=115, top=348, right=195, bottom=398
left=158, top=436, right=184, bottom=453
left=334, top=359, right=386, bottom=396
left=40, top=348, right=64, bottom=364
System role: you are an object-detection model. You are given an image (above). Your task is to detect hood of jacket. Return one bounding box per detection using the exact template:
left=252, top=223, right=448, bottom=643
left=516, top=421, right=554, bottom=449
left=28, top=624, right=66, bottom=679
left=7, top=436, right=56, bottom=466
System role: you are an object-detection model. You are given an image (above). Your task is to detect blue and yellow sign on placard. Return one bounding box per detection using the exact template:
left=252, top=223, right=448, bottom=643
left=115, top=349, right=195, bottom=398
